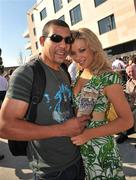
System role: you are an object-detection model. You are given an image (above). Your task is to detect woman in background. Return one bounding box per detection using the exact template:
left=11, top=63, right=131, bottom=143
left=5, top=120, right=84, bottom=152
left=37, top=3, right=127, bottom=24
left=70, top=28, right=133, bottom=180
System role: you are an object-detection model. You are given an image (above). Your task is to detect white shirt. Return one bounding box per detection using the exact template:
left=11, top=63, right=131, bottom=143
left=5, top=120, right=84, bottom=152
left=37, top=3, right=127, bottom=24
left=112, top=59, right=126, bottom=71
left=0, top=76, right=8, bottom=91
left=68, top=62, right=78, bottom=83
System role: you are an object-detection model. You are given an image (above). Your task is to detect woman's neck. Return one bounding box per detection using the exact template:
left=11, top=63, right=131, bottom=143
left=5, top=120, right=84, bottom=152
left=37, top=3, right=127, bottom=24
left=80, top=69, right=93, bottom=80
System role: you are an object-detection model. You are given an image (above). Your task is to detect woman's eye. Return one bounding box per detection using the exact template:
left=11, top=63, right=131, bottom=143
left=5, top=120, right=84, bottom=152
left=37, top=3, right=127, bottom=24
left=80, top=48, right=86, bottom=52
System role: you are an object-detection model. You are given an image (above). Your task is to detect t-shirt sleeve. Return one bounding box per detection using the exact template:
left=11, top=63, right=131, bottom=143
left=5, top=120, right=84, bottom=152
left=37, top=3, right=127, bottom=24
left=6, top=65, right=33, bottom=103
left=101, top=72, right=122, bottom=87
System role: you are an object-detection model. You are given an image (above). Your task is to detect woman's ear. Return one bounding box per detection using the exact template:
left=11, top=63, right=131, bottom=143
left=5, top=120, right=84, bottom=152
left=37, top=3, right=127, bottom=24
left=39, top=36, right=45, bottom=46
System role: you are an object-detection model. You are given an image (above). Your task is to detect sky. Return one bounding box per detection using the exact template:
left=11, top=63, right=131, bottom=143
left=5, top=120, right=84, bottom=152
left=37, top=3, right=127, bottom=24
left=0, top=0, right=36, bottom=67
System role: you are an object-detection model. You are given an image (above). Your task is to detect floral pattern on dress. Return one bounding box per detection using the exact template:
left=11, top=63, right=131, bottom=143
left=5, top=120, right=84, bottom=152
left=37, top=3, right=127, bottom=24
left=73, top=72, right=126, bottom=180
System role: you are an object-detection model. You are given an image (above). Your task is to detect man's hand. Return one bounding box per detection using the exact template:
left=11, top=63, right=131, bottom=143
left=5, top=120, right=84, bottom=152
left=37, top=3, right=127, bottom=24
left=62, top=115, right=89, bottom=137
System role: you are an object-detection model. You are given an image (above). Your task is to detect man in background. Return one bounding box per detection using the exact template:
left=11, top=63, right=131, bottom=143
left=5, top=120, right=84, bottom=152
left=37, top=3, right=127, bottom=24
left=117, top=64, right=136, bottom=143
left=0, top=74, right=8, bottom=106
left=0, top=48, right=8, bottom=160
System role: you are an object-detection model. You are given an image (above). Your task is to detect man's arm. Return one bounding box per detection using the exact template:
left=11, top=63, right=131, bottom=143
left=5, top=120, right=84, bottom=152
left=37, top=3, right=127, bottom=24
left=0, top=97, right=88, bottom=140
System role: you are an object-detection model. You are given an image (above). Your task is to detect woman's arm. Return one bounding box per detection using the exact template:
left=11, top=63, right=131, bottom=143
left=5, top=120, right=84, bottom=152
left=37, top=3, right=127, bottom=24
left=71, top=84, right=134, bottom=145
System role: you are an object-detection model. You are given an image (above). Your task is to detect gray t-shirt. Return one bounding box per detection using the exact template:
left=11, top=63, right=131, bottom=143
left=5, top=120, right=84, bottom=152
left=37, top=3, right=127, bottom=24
left=6, top=60, right=80, bottom=174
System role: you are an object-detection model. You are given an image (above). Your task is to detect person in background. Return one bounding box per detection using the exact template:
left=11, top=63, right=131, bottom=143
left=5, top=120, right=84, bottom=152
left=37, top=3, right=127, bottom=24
left=0, top=74, right=8, bottom=106
left=61, top=55, right=72, bottom=83
left=0, top=19, right=89, bottom=180
left=117, top=64, right=136, bottom=143
left=4, top=68, right=14, bottom=81
left=112, top=57, right=126, bottom=71
left=131, top=55, right=136, bottom=65
left=70, top=28, right=133, bottom=179
left=112, top=57, right=127, bottom=87
left=0, top=68, right=8, bottom=160
left=127, top=59, right=133, bottom=67
left=68, top=60, right=78, bottom=85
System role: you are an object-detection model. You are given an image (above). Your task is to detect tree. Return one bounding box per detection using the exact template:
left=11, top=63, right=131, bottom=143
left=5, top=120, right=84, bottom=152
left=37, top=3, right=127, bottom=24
left=17, top=51, right=25, bottom=66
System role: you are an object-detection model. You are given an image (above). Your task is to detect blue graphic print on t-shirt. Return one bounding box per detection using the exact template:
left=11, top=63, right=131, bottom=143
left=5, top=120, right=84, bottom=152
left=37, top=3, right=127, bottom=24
left=43, top=83, right=72, bottom=123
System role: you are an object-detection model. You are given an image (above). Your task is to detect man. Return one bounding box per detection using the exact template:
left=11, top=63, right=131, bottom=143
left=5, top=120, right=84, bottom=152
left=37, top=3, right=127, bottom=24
left=117, top=64, right=136, bottom=143
left=0, top=20, right=89, bottom=179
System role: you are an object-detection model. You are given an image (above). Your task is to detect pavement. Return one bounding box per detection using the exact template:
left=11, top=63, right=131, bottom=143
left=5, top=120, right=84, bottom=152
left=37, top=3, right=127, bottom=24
left=0, top=134, right=136, bottom=180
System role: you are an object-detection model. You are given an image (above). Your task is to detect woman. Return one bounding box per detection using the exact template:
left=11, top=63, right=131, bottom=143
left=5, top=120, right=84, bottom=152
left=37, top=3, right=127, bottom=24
left=70, top=28, right=134, bottom=180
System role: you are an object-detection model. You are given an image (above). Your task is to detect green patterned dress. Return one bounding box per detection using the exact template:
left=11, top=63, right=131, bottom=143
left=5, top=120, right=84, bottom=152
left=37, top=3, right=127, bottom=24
left=73, top=72, right=125, bottom=180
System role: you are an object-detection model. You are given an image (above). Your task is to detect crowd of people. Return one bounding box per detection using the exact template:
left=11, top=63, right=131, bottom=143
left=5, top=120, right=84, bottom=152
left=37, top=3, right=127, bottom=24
left=111, top=56, right=136, bottom=144
left=0, top=19, right=135, bottom=179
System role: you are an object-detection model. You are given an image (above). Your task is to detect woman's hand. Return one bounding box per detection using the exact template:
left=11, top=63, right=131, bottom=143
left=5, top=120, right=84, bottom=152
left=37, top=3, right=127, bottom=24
left=71, top=129, right=90, bottom=145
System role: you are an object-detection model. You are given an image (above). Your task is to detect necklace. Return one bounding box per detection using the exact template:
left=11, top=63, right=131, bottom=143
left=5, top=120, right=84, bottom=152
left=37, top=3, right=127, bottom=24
left=46, top=64, right=68, bottom=102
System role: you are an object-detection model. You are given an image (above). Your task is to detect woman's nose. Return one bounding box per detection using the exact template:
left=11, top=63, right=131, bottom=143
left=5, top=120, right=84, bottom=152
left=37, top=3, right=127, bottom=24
left=75, top=54, right=81, bottom=62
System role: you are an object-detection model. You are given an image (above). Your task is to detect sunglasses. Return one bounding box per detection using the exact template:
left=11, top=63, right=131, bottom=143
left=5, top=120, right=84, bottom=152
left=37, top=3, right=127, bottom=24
left=45, top=34, right=74, bottom=44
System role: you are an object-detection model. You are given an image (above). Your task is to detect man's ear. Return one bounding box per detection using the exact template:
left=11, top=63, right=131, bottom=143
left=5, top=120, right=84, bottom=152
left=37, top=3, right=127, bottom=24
left=39, top=36, right=45, bottom=46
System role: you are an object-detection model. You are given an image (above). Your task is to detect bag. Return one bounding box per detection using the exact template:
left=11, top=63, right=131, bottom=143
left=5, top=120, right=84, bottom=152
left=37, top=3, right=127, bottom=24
left=8, top=59, right=46, bottom=156
left=106, top=103, right=118, bottom=121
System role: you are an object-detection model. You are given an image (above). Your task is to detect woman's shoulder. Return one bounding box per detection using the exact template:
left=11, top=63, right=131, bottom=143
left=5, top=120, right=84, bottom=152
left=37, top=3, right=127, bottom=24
left=99, top=71, right=122, bottom=86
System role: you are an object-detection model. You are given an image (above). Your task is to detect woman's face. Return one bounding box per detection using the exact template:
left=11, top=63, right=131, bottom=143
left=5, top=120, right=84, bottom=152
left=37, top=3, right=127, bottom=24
left=70, top=39, right=94, bottom=69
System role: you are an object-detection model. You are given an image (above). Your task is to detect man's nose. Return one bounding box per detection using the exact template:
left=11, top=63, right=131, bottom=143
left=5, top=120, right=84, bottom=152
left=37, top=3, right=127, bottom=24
left=59, top=39, right=67, bottom=47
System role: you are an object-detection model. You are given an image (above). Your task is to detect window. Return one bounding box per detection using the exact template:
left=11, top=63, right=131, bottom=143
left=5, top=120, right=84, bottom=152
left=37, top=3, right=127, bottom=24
left=104, top=40, right=136, bottom=56
left=58, top=15, right=65, bottom=21
left=94, top=0, right=106, bottom=7
left=31, top=14, right=34, bottom=22
left=35, top=42, right=38, bottom=49
left=53, top=0, right=63, bottom=13
left=70, top=4, right=82, bottom=25
left=33, top=28, right=36, bottom=36
left=98, top=14, right=116, bottom=34
left=40, top=8, right=47, bottom=21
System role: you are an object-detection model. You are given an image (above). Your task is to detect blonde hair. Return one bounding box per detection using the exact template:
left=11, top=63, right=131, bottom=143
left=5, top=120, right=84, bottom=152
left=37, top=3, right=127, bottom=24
left=71, top=28, right=112, bottom=75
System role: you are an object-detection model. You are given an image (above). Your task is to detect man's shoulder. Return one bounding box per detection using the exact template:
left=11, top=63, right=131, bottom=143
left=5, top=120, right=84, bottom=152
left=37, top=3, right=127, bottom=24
left=8, top=64, right=34, bottom=89
left=6, top=63, right=34, bottom=102
left=12, top=63, right=33, bottom=77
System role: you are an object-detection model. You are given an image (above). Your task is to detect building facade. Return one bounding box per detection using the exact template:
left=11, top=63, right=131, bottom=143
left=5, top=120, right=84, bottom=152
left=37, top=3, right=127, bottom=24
left=23, top=0, right=136, bottom=59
